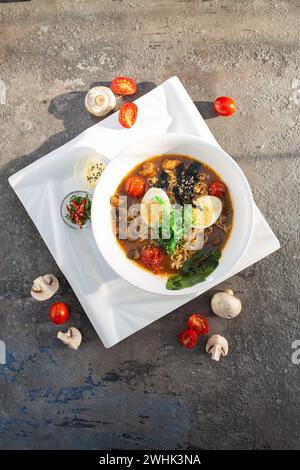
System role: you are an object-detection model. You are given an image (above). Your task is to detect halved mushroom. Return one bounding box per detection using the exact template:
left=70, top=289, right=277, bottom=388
left=57, top=327, right=82, bottom=350
left=85, top=86, right=116, bottom=117
left=206, top=335, right=228, bottom=362
left=30, top=274, right=59, bottom=301
left=211, top=289, right=242, bottom=319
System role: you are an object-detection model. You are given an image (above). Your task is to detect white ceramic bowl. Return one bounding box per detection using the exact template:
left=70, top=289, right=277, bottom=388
left=92, top=133, right=254, bottom=296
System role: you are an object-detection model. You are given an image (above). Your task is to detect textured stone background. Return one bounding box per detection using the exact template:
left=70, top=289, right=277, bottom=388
left=0, top=0, right=299, bottom=450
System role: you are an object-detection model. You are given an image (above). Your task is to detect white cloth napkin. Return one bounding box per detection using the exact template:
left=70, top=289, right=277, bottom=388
left=9, top=77, right=280, bottom=347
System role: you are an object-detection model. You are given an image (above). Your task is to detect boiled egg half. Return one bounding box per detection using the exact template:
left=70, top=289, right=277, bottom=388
left=193, top=195, right=222, bottom=229
left=141, top=188, right=170, bottom=227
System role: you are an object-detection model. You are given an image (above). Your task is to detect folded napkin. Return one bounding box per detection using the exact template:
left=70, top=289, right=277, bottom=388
left=9, top=77, right=280, bottom=347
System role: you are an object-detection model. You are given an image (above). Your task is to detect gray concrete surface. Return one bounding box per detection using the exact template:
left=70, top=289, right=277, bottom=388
left=0, top=0, right=299, bottom=450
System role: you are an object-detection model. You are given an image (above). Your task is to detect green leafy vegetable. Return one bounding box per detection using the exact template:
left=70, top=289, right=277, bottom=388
left=158, top=206, right=184, bottom=255
left=166, top=249, right=221, bottom=290
left=157, top=204, right=198, bottom=257
left=158, top=232, right=179, bottom=256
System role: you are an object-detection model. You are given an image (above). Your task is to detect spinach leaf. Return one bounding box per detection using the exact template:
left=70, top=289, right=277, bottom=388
left=166, top=249, right=221, bottom=290
left=180, top=246, right=211, bottom=274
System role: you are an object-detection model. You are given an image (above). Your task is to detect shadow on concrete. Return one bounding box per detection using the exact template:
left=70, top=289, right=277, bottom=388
left=2, top=81, right=157, bottom=179
left=194, top=100, right=217, bottom=119
left=2, top=81, right=217, bottom=181
left=0, top=1, right=31, bottom=3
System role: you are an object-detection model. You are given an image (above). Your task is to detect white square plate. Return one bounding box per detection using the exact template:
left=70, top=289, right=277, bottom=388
left=9, top=77, right=280, bottom=347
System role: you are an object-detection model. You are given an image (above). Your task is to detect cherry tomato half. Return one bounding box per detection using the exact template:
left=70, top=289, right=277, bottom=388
left=187, top=314, right=209, bottom=336
left=140, top=245, right=164, bottom=274
left=111, top=77, right=137, bottom=96
left=179, top=329, right=198, bottom=349
left=49, top=302, right=69, bottom=325
left=124, top=175, right=146, bottom=199
left=208, top=180, right=227, bottom=199
left=213, top=96, right=236, bottom=116
left=119, top=102, right=138, bottom=128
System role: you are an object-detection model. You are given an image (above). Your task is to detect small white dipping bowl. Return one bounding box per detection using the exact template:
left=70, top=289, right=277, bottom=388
left=91, top=133, right=254, bottom=296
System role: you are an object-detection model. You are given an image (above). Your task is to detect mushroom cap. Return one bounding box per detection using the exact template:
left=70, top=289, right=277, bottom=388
left=31, top=274, right=59, bottom=301
left=211, top=289, right=242, bottom=319
left=85, top=86, right=116, bottom=117
left=206, top=334, right=229, bottom=355
left=57, top=327, right=82, bottom=350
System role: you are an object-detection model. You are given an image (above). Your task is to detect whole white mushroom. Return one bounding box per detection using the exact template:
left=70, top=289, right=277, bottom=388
left=211, top=289, right=242, bottom=319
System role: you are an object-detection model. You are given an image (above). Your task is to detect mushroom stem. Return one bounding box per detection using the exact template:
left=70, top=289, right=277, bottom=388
left=210, top=344, right=222, bottom=361
left=224, top=289, right=234, bottom=296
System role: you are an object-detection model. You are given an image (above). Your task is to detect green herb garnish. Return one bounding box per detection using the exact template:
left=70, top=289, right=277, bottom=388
left=153, top=195, right=165, bottom=205
left=66, top=193, right=91, bottom=228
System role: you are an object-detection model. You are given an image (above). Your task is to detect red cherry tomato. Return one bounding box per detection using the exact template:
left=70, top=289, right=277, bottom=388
left=214, top=96, right=236, bottom=116
left=124, top=175, right=146, bottom=199
left=140, top=245, right=164, bottom=274
left=119, top=102, right=138, bottom=128
left=49, top=302, right=69, bottom=325
left=179, top=329, right=198, bottom=349
left=208, top=181, right=227, bottom=199
left=111, top=77, right=137, bottom=96
left=187, top=314, right=209, bottom=336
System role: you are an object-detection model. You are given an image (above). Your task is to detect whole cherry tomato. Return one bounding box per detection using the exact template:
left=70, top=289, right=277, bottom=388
left=178, top=329, right=198, bottom=349
left=214, top=96, right=236, bottom=116
left=208, top=181, right=227, bottom=199
left=187, top=314, right=209, bottom=336
left=118, top=102, right=138, bottom=128
left=124, top=175, right=146, bottom=198
left=111, top=77, right=137, bottom=96
left=140, top=245, right=164, bottom=274
left=49, top=302, right=69, bottom=325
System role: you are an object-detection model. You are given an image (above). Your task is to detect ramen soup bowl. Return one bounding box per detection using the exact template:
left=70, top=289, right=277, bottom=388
left=91, top=133, right=254, bottom=296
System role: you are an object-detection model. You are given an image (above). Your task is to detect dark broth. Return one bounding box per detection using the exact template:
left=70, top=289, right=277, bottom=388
left=111, top=155, right=233, bottom=276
